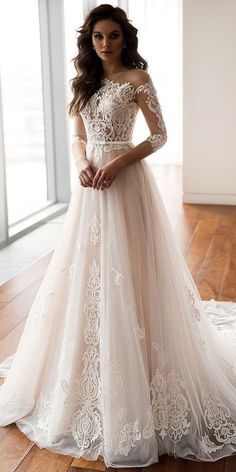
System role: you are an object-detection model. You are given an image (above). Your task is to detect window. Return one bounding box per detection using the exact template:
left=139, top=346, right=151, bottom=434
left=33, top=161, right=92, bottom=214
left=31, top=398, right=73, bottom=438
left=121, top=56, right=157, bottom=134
left=0, top=1, right=49, bottom=225
left=0, top=0, right=70, bottom=246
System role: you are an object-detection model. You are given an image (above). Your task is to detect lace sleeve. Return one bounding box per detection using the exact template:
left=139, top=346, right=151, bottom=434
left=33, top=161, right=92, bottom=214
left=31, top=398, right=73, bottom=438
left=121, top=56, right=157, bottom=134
left=71, top=113, right=87, bottom=163
left=134, top=75, right=167, bottom=153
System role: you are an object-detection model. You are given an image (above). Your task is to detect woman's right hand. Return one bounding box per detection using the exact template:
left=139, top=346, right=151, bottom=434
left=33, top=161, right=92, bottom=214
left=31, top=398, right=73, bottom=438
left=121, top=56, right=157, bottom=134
left=76, top=159, right=96, bottom=187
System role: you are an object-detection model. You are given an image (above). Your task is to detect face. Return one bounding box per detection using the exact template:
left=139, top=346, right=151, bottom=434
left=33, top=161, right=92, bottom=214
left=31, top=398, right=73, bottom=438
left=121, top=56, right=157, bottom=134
left=92, top=19, right=124, bottom=63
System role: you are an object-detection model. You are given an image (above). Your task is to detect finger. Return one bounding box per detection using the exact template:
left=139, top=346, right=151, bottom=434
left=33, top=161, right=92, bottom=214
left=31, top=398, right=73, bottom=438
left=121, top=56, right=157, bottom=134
left=81, top=172, right=92, bottom=187
left=80, top=168, right=92, bottom=181
left=84, top=166, right=94, bottom=181
left=106, top=178, right=112, bottom=188
left=90, top=165, right=97, bottom=175
left=86, top=166, right=96, bottom=181
left=92, top=171, right=101, bottom=189
left=84, top=174, right=93, bottom=186
left=79, top=175, right=89, bottom=187
left=96, top=173, right=107, bottom=190
left=101, top=181, right=107, bottom=191
left=79, top=179, right=87, bottom=187
left=104, top=177, right=113, bottom=189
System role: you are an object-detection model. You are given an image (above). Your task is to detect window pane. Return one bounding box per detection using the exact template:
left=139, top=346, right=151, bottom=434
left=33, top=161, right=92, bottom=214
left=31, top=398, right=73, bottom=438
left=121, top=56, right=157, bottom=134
left=0, top=0, right=49, bottom=225
left=64, top=0, right=84, bottom=187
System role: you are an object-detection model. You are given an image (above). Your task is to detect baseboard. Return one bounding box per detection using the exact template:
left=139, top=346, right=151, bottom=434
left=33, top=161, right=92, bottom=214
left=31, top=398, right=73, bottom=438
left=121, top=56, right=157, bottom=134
left=182, top=193, right=236, bottom=205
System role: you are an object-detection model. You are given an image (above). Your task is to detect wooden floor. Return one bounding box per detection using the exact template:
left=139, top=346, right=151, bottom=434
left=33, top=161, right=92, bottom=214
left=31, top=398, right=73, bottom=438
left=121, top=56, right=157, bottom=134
left=0, top=166, right=236, bottom=472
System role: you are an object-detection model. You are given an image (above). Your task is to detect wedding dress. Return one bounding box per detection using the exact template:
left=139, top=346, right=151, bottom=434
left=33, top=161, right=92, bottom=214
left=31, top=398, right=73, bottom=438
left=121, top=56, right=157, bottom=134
left=0, top=74, right=236, bottom=469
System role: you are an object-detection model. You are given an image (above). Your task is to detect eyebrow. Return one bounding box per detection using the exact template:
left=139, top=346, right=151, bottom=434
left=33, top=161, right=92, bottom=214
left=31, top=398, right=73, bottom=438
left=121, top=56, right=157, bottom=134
left=93, top=30, right=121, bottom=34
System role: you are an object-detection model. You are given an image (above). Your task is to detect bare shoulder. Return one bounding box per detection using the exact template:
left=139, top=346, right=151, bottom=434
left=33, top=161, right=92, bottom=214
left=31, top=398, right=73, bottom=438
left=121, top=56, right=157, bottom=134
left=125, top=69, right=150, bottom=87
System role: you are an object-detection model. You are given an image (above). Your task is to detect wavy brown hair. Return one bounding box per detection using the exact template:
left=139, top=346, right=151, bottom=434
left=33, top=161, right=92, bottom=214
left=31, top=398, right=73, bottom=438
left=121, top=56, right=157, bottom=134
left=68, top=4, right=148, bottom=116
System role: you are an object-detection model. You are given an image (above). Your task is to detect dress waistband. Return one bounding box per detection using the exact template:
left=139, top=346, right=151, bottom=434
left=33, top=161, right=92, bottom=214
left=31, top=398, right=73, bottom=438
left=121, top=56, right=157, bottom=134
left=87, top=140, right=133, bottom=145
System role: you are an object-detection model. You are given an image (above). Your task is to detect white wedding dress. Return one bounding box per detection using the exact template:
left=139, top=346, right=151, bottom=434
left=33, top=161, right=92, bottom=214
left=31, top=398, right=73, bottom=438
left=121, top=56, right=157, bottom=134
left=0, top=74, right=236, bottom=468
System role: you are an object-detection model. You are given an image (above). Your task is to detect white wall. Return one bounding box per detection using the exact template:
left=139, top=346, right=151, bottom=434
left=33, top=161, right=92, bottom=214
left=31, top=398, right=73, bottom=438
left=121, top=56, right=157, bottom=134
left=129, top=0, right=183, bottom=165
left=183, top=0, right=236, bottom=204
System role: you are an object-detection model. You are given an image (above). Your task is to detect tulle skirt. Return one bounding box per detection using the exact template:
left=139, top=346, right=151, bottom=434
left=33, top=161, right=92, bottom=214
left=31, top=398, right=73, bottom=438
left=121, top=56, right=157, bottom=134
left=0, top=143, right=236, bottom=468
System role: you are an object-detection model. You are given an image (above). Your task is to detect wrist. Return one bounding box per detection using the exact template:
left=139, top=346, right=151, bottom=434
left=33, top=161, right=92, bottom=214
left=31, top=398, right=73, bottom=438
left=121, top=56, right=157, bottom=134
left=75, top=157, right=88, bottom=165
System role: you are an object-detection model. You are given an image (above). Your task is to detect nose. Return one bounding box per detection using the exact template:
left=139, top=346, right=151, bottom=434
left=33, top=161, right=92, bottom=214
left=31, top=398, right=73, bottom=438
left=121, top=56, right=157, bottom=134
left=102, top=37, right=111, bottom=49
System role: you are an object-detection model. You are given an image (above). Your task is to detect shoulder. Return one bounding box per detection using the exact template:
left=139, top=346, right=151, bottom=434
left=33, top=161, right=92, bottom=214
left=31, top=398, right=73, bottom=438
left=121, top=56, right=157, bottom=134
left=125, top=69, right=151, bottom=88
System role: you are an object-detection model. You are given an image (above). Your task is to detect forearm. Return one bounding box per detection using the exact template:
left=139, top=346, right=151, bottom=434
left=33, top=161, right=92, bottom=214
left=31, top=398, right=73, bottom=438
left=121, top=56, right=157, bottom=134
left=71, top=141, right=87, bottom=164
left=113, top=134, right=167, bottom=170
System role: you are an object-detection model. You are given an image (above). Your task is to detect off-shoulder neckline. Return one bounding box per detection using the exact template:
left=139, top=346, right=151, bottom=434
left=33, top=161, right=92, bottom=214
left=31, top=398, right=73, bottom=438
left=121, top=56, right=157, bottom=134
left=101, top=76, right=151, bottom=91
left=101, top=77, right=135, bottom=88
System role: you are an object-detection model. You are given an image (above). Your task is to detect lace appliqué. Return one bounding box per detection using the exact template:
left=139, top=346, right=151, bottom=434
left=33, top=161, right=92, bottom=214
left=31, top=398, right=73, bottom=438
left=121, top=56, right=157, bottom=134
left=111, top=267, right=124, bottom=286
left=146, top=134, right=167, bottom=153
left=150, top=367, right=191, bottom=442
left=184, top=286, right=209, bottom=350
left=103, top=143, right=133, bottom=152
left=185, top=286, right=201, bottom=321
left=72, top=136, right=87, bottom=164
left=34, top=386, right=71, bottom=435
left=56, top=335, right=75, bottom=374
left=107, top=407, right=142, bottom=456
left=80, top=76, right=167, bottom=155
left=127, top=304, right=145, bottom=340
left=103, top=351, right=123, bottom=398
left=222, top=359, right=236, bottom=387
left=201, top=433, right=224, bottom=453
left=81, top=79, right=139, bottom=144
left=150, top=344, right=236, bottom=453
left=35, top=388, right=55, bottom=432
left=201, top=378, right=236, bottom=449
left=89, top=214, right=101, bottom=246
left=72, top=135, right=86, bottom=145
left=142, top=408, right=155, bottom=439
left=136, top=325, right=145, bottom=340
left=135, top=78, right=167, bottom=152
left=119, top=413, right=141, bottom=456
left=135, top=80, right=166, bottom=131
left=61, top=259, right=102, bottom=449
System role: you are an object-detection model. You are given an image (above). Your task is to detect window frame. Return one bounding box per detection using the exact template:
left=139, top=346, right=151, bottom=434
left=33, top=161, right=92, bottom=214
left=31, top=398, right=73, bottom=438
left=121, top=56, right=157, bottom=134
left=0, top=0, right=70, bottom=248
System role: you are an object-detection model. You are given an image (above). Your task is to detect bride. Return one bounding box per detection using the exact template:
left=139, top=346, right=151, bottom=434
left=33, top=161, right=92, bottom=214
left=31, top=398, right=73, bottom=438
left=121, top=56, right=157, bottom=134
left=0, top=3, right=236, bottom=468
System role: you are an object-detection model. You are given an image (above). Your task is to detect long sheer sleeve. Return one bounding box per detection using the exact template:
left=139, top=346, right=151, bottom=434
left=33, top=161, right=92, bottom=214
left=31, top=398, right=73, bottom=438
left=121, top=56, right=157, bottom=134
left=71, top=113, right=87, bottom=164
left=134, top=74, right=167, bottom=153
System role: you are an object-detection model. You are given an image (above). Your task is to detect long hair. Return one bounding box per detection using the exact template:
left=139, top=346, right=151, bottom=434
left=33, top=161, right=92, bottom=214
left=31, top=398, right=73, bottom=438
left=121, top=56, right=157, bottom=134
left=68, top=4, right=148, bottom=116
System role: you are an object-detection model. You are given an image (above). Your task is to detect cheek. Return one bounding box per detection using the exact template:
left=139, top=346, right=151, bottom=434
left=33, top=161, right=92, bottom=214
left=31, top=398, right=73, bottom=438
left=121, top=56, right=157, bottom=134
left=114, top=39, right=123, bottom=50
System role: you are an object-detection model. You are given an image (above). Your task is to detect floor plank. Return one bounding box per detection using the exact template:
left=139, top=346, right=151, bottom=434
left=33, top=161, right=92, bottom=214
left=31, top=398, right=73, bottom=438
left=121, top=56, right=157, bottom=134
left=14, top=444, right=73, bottom=472
left=0, top=318, right=26, bottom=363
left=184, top=218, right=220, bottom=278
left=195, top=221, right=235, bottom=299
left=219, top=230, right=236, bottom=301
left=0, top=425, right=34, bottom=472
left=71, top=457, right=106, bottom=470
left=0, top=279, right=42, bottom=342
left=224, top=453, right=236, bottom=471
left=182, top=457, right=225, bottom=471
left=0, top=253, right=52, bottom=304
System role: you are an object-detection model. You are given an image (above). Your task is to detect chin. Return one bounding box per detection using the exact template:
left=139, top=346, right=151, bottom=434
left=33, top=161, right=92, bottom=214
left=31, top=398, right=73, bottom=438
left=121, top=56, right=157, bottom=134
left=99, top=52, right=122, bottom=62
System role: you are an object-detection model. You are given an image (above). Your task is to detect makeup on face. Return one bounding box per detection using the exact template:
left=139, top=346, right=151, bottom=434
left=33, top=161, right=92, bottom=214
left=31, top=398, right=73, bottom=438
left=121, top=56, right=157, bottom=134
left=92, top=21, right=124, bottom=59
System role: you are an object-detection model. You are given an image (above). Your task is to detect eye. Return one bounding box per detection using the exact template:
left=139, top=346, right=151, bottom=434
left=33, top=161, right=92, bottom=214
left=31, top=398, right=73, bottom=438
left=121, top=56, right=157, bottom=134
left=110, top=33, right=120, bottom=39
left=94, top=34, right=103, bottom=39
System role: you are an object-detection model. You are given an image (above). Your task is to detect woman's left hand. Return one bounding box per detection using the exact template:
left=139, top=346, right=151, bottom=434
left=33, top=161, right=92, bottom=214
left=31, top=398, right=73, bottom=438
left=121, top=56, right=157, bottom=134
left=92, top=160, right=123, bottom=190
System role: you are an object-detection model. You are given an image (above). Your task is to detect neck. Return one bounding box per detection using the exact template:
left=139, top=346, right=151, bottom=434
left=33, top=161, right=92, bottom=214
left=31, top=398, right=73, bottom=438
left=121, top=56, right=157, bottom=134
left=102, top=60, right=126, bottom=78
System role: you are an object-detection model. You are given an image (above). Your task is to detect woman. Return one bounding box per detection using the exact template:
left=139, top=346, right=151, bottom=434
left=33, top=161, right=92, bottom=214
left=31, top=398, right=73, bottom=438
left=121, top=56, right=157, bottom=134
left=0, top=3, right=236, bottom=469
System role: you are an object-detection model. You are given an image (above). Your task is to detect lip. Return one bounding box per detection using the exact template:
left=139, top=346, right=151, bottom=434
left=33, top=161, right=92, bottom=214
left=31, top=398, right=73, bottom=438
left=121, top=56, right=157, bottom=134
left=101, top=51, right=113, bottom=54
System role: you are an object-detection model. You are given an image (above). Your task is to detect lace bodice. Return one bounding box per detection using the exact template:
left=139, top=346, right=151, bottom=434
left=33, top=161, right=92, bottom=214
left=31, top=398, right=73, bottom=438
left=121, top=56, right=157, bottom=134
left=73, top=73, right=167, bottom=153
